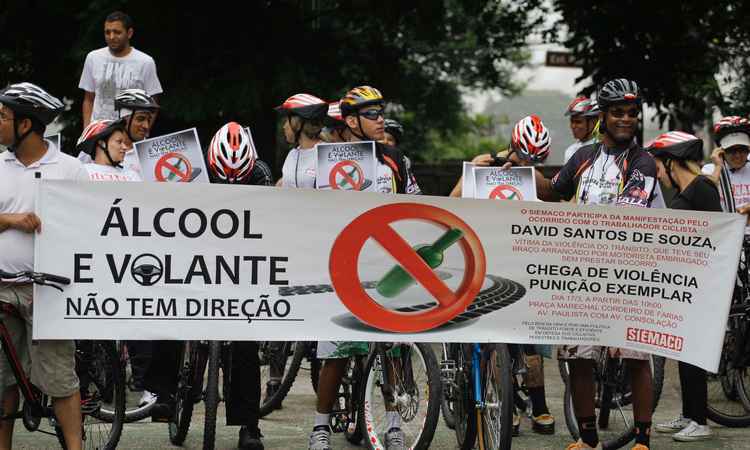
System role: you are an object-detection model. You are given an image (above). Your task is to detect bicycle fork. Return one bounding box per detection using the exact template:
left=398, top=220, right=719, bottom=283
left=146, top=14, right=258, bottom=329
left=472, top=343, right=487, bottom=450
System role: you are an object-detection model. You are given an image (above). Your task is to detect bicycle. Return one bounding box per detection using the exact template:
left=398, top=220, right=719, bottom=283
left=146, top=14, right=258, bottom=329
left=0, top=269, right=125, bottom=450
left=259, top=341, right=321, bottom=416
left=453, top=343, right=514, bottom=450
left=360, top=342, right=441, bottom=450
left=96, top=341, right=155, bottom=423
left=439, top=343, right=459, bottom=430
left=558, top=351, right=665, bottom=449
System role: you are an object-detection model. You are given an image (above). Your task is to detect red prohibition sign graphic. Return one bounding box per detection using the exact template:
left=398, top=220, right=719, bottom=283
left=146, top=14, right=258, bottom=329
left=329, top=203, right=487, bottom=333
left=489, top=184, right=523, bottom=200
left=329, top=160, right=364, bottom=190
left=154, top=152, right=193, bottom=182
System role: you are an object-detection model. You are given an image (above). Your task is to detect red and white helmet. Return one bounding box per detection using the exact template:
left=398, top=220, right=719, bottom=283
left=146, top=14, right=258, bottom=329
left=207, top=122, right=257, bottom=183
left=76, top=119, right=126, bottom=156
left=511, top=114, right=551, bottom=163
left=565, top=96, right=595, bottom=116
left=274, top=93, right=329, bottom=120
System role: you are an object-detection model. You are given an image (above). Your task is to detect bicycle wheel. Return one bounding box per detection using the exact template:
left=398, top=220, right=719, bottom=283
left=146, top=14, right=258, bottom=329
left=708, top=314, right=750, bottom=427
left=480, top=343, right=513, bottom=450
left=57, top=340, right=125, bottom=450
left=169, top=341, right=207, bottom=445
left=203, top=341, right=221, bottom=450
left=360, top=343, right=441, bottom=450
left=98, top=341, right=155, bottom=423
left=259, top=341, right=305, bottom=416
left=440, top=343, right=460, bottom=430
left=454, top=344, right=477, bottom=450
left=344, top=356, right=366, bottom=445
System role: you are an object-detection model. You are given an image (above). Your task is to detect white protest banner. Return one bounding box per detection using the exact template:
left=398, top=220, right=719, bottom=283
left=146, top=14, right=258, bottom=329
left=44, top=133, right=61, bottom=151
left=316, top=141, right=377, bottom=191
left=461, top=162, right=475, bottom=198
left=473, top=166, right=537, bottom=201
left=135, top=128, right=209, bottom=183
left=34, top=181, right=745, bottom=370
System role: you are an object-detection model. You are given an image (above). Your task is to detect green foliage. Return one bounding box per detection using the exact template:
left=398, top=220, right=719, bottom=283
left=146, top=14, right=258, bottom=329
left=0, top=0, right=541, bottom=168
left=412, top=113, right=508, bottom=162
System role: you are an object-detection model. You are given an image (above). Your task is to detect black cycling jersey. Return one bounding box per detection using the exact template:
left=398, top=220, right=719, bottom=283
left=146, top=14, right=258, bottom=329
left=670, top=175, right=722, bottom=212
left=552, top=141, right=657, bottom=207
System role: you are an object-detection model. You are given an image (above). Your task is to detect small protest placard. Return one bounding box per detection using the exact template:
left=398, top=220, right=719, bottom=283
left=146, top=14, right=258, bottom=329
left=135, top=128, right=209, bottom=183
left=472, top=166, right=537, bottom=201
left=461, top=162, right=475, bottom=198
left=315, top=141, right=377, bottom=191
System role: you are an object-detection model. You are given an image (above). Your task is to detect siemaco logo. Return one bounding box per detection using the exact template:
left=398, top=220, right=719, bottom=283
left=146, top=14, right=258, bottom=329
left=626, top=327, right=684, bottom=352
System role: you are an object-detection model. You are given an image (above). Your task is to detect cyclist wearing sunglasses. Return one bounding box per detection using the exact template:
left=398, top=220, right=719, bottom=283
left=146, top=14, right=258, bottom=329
left=563, top=96, right=600, bottom=164
left=308, top=86, right=420, bottom=450
left=535, top=79, right=657, bottom=450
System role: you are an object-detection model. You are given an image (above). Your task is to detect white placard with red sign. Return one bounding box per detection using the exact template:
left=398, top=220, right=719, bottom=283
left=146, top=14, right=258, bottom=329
left=472, top=166, right=538, bottom=201
left=134, top=128, right=209, bottom=183
left=315, top=141, right=377, bottom=192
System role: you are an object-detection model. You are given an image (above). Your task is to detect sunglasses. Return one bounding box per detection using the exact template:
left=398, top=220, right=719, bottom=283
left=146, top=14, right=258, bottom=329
left=609, top=108, right=640, bottom=119
left=359, top=109, right=385, bottom=120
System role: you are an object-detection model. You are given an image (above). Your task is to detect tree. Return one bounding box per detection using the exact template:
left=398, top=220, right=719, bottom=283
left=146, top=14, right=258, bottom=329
left=547, top=0, right=748, bottom=133
left=1, top=0, right=543, bottom=166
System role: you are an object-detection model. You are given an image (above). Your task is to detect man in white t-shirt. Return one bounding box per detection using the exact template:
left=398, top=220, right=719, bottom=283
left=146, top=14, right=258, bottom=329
left=79, top=11, right=162, bottom=126
left=563, top=96, right=599, bottom=164
left=0, top=83, right=87, bottom=450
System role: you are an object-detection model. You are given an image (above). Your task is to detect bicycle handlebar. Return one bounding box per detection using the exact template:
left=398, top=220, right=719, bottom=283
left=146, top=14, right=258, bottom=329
left=0, top=270, right=70, bottom=291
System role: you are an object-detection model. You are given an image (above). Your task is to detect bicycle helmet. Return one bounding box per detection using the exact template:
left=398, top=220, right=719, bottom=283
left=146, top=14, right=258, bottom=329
left=713, top=116, right=750, bottom=148
left=76, top=119, right=127, bottom=166
left=340, top=86, right=384, bottom=117
left=511, top=115, right=551, bottom=163
left=384, top=119, right=404, bottom=144
left=325, top=101, right=345, bottom=127
left=115, top=88, right=160, bottom=112
left=0, top=82, right=64, bottom=126
left=564, top=96, right=595, bottom=117
left=597, top=79, right=642, bottom=109
left=645, top=131, right=703, bottom=161
left=274, top=93, right=329, bottom=120
left=207, top=122, right=257, bottom=183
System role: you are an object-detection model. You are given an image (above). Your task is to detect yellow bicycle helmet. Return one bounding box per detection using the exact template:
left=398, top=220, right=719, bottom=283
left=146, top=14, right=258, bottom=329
left=340, top=86, right=384, bottom=116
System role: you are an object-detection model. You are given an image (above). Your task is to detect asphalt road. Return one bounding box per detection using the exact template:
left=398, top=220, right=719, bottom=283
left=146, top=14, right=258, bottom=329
left=10, top=354, right=750, bottom=449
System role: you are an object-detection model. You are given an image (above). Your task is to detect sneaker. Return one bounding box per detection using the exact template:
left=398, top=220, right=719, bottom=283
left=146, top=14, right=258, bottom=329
left=238, top=426, right=264, bottom=450
left=655, top=415, right=691, bottom=433
left=138, top=390, right=157, bottom=407
left=565, top=439, right=603, bottom=450
left=531, top=413, right=555, bottom=434
left=384, top=427, right=406, bottom=450
left=672, top=420, right=712, bottom=442
left=308, top=425, right=332, bottom=450
left=264, top=380, right=282, bottom=410
left=512, top=414, right=521, bottom=436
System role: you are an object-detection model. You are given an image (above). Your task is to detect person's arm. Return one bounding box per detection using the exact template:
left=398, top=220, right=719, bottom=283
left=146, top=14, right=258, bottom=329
left=450, top=153, right=496, bottom=198
left=704, top=148, right=724, bottom=185
left=0, top=213, right=41, bottom=234
left=535, top=170, right=562, bottom=202
left=82, top=91, right=95, bottom=128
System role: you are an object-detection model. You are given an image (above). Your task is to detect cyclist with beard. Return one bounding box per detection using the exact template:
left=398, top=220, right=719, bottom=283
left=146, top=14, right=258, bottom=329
left=535, top=79, right=656, bottom=450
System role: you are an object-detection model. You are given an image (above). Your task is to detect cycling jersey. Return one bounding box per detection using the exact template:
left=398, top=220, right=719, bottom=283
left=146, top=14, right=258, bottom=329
left=281, top=148, right=316, bottom=189
left=552, top=141, right=656, bottom=207
left=701, top=162, right=750, bottom=208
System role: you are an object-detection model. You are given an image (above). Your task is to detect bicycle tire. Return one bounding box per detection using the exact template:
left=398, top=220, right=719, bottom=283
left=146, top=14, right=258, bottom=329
left=203, top=341, right=221, bottom=450
left=169, top=341, right=207, bottom=445
left=454, top=344, right=477, bottom=450
left=360, top=343, right=441, bottom=450
left=259, top=341, right=305, bottom=417
left=479, top=343, right=513, bottom=450
left=344, top=355, right=366, bottom=445
left=98, top=342, right=154, bottom=423
left=560, top=354, right=664, bottom=450
left=57, top=340, right=125, bottom=450
left=440, top=343, right=460, bottom=430
left=707, top=316, right=750, bottom=427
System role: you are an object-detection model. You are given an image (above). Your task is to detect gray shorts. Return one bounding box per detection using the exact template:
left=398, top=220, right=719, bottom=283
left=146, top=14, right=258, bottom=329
left=0, top=283, right=78, bottom=397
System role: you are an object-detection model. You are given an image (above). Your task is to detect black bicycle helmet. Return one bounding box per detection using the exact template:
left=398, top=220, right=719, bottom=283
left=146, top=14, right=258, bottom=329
left=0, top=82, right=64, bottom=126
left=645, top=131, right=703, bottom=161
left=384, top=119, right=404, bottom=144
left=597, top=79, right=642, bottom=109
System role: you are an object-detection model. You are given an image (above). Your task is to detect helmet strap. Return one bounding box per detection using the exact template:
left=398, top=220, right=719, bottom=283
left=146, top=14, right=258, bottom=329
left=8, top=117, right=33, bottom=153
left=664, top=158, right=681, bottom=192
left=351, top=115, right=372, bottom=141
left=100, top=141, right=123, bottom=169
left=125, top=113, right=136, bottom=143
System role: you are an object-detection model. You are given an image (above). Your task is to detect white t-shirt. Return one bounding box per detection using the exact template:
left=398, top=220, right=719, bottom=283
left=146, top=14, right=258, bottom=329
left=563, top=137, right=596, bottom=164
left=84, top=163, right=142, bottom=182
left=702, top=163, right=750, bottom=208
left=79, top=47, right=163, bottom=121
left=0, top=142, right=87, bottom=273
left=281, top=148, right=317, bottom=189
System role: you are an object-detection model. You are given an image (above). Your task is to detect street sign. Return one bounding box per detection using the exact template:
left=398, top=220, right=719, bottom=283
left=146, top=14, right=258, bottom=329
left=545, top=51, right=582, bottom=68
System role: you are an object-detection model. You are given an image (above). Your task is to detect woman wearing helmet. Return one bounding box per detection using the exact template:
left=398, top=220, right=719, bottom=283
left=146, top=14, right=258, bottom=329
left=449, top=114, right=551, bottom=197
left=702, top=116, right=750, bottom=211
left=77, top=119, right=141, bottom=181
left=319, top=101, right=349, bottom=143
left=277, top=93, right=329, bottom=188
left=646, top=132, right=720, bottom=442
left=564, top=96, right=600, bottom=163
left=382, top=118, right=404, bottom=147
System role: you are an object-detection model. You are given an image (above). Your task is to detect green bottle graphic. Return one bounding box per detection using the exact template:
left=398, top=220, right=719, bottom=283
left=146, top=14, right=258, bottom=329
left=376, top=228, right=464, bottom=298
